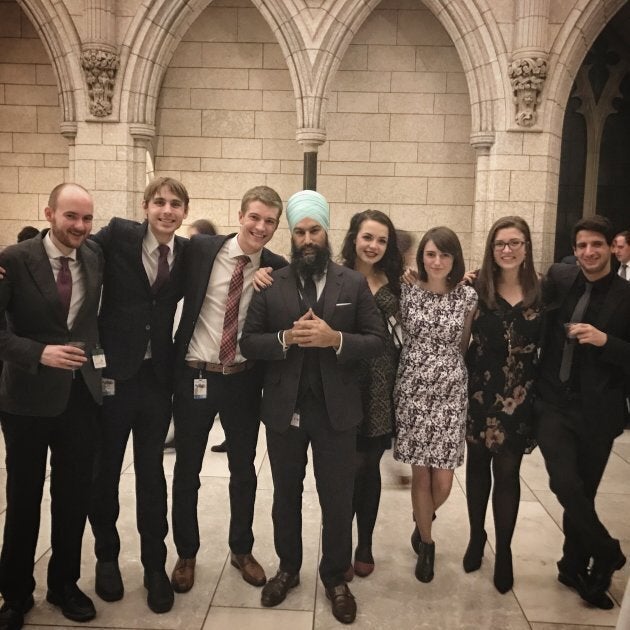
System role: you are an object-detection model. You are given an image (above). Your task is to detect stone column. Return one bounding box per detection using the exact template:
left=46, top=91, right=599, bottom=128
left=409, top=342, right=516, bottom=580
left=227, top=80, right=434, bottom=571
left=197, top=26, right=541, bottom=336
left=508, top=0, right=549, bottom=129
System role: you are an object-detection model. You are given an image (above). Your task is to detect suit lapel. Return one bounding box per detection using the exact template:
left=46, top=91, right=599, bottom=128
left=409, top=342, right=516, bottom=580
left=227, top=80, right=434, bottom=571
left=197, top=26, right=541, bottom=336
left=25, top=235, right=67, bottom=323
left=595, top=276, right=626, bottom=330
left=322, top=263, right=343, bottom=322
left=279, top=266, right=302, bottom=323
left=135, top=221, right=154, bottom=294
left=73, top=242, right=100, bottom=329
left=190, top=234, right=231, bottom=317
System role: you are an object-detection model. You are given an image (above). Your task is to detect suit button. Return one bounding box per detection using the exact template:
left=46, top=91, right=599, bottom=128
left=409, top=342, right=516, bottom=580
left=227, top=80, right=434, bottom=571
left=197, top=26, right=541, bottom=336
left=145, top=324, right=150, bottom=331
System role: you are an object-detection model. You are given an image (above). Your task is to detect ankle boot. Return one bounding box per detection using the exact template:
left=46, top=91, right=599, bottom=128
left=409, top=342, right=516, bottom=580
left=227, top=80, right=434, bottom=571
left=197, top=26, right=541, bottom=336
left=415, top=541, right=435, bottom=583
left=463, top=530, right=487, bottom=573
left=494, top=547, right=513, bottom=594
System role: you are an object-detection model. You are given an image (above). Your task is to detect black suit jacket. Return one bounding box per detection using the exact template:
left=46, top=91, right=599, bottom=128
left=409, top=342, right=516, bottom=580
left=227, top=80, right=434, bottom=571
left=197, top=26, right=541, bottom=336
left=93, top=218, right=187, bottom=386
left=174, top=233, right=287, bottom=369
left=541, top=263, right=630, bottom=438
left=240, top=262, right=386, bottom=432
left=0, top=231, right=103, bottom=416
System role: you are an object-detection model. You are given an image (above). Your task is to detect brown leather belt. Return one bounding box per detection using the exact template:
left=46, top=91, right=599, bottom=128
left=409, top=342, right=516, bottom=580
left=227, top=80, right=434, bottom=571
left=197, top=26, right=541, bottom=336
left=186, top=360, right=253, bottom=375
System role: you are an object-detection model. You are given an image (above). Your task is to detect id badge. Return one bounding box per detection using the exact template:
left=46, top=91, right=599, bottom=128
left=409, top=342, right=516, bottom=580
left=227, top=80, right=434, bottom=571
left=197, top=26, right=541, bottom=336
left=290, top=411, right=300, bottom=428
left=92, top=347, right=107, bottom=369
left=102, top=378, right=115, bottom=396
left=193, top=378, right=207, bottom=400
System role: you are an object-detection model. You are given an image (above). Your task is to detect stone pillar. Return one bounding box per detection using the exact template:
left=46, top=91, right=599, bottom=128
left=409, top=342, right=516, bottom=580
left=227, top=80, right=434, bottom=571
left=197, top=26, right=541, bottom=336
left=508, top=0, right=549, bottom=129
left=296, top=128, right=326, bottom=191
left=81, top=0, right=119, bottom=119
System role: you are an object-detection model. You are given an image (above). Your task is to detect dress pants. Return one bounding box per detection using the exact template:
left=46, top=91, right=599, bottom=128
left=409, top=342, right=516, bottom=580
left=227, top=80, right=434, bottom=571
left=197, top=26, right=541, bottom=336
left=0, top=375, right=98, bottom=602
left=89, top=360, right=171, bottom=571
left=265, top=390, right=356, bottom=587
left=536, top=398, right=617, bottom=572
left=172, top=364, right=263, bottom=558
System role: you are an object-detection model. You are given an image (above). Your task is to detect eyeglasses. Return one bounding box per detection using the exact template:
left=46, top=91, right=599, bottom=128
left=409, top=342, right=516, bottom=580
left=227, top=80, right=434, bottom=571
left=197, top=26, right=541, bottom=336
left=493, top=239, right=526, bottom=251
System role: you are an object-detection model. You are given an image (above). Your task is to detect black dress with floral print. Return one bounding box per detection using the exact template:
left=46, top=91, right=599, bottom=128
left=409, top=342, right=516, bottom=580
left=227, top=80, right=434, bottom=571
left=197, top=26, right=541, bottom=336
left=465, top=295, right=543, bottom=454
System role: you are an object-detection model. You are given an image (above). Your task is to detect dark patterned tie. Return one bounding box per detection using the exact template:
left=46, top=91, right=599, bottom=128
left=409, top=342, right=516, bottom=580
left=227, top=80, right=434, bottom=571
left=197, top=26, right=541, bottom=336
left=559, top=282, right=593, bottom=383
left=56, top=256, right=72, bottom=319
left=152, top=244, right=170, bottom=293
left=303, top=276, right=317, bottom=308
left=621, top=263, right=628, bottom=281
left=219, top=255, right=250, bottom=365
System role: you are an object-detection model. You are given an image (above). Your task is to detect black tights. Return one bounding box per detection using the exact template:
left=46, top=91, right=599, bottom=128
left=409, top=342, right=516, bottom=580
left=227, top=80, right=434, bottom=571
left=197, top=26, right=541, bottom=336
left=353, top=446, right=386, bottom=555
left=465, top=440, right=524, bottom=553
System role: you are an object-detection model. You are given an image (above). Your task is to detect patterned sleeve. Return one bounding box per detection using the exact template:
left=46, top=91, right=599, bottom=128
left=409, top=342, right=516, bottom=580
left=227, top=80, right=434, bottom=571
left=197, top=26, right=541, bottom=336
left=465, top=284, right=478, bottom=313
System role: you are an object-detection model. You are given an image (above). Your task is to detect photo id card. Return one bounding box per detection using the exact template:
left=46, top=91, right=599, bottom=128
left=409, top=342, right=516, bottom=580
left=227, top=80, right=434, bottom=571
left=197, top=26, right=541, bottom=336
left=193, top=378, right=207, bottom=400
left=92, top=348, right=107, bottom=369
left=290, top=411, right=300, bottom=428
left=102, top=378, right=115, bottom=397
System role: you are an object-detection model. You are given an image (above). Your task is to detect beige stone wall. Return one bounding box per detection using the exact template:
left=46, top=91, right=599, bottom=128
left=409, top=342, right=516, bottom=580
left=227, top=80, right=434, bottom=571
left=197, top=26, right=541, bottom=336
left=153, top=0, right=474, bottom=259
left=0, top=0, right=68, bottom=247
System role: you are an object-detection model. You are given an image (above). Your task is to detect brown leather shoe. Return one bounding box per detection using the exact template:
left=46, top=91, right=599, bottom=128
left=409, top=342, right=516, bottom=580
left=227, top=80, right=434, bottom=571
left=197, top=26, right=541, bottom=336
left=171, top=557, right=195, bottom=593
left=230, top=552, right=266, bottom=586
left=325, top=582, right=357, bottom=624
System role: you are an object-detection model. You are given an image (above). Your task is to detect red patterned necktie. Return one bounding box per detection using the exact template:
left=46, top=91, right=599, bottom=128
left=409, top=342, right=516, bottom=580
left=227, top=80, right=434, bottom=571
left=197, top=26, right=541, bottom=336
left=219, top=255, right=250, bottom=366
left=152, top=244, right=170, bottom=293
left=56, top=256, right=72, bottom=319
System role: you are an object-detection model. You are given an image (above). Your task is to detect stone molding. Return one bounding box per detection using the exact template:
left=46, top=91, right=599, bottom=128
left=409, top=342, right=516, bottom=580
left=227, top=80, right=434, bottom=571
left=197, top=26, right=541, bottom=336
left=81, top=48, right=119, bottom=117
left=509, top=57, right=548, bottom=127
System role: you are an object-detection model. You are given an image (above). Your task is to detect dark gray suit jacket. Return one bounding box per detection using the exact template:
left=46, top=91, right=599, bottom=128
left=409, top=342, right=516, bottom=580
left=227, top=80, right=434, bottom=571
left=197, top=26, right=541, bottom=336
left=0, top=231, right=104, bottom=416
left=240, top=262, right=386, bottom=432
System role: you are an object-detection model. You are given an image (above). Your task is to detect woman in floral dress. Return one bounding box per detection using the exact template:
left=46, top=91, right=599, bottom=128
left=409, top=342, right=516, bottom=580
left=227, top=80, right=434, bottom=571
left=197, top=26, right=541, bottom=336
left=394, top=227, right=477, bottom=583
left=463, top=216, right=542, bottom=594
left=340, top=209, right=403, bottom=579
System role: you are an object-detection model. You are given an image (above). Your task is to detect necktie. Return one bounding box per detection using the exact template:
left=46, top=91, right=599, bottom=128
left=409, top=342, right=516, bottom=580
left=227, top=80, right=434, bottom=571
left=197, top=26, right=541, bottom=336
left=303, top=276, right=317, bottom=308
left=219, top=255, right=250, bottom=365
left=621, top=263, right=628, bottom=281
left=152, top=244, right=170, bottom=293
left=56, top=256, right=72, bottom=319
left=559, top=282, right=593, bottom=383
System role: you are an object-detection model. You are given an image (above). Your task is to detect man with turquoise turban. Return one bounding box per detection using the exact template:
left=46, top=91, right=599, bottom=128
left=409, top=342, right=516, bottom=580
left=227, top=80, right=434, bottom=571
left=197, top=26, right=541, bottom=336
left=241, top=190, right=386, bottom=624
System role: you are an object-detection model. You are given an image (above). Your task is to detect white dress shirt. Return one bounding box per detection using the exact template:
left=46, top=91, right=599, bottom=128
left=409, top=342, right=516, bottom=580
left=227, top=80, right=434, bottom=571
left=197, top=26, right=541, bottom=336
left=187, top=236, right=262, bottom=364
left=618, top=262, right=629, bottom=281
left=43, top=232, right=85, bottom=330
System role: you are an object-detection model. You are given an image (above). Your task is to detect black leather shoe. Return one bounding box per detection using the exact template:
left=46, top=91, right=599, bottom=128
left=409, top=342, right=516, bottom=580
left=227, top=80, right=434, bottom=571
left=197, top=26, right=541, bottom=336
left=557, top=565, right=614, bottom=610
left=325, top=582, right=357, bottom=624
left=463, top=531, right=487, bottom=573
left=261, top=570, right=299, bottom=607
left=46, top=584, right=96, bottom=622
left=0, top=595, right=34, bottom=630
left=95, top=560, right=124, bottom=602
left=415, top=541, right=435, bottom=583
left=588, top=548, right=626, bottom=599
left=144, top=570, right=174, bottom=614
left=211, top=440, right=227, bottom=453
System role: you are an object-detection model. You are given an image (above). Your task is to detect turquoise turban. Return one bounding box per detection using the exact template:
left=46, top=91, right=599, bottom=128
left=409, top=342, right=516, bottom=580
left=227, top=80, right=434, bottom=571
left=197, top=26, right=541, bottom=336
left=286, top=190, right=330, bottom=232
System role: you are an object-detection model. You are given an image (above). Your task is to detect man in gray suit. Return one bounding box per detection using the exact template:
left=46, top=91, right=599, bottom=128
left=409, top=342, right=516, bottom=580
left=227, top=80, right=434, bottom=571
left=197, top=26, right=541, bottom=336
left=0, top=183, right=103, bottom=630
left=240, top=190, right=385, bottom=625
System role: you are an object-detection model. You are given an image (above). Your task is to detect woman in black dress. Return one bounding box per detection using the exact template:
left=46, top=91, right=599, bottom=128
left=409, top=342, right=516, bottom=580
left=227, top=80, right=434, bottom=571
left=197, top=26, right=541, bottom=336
left=340, top=209, right=403, bottom=578
left=464, top=216, right=543, bottom=593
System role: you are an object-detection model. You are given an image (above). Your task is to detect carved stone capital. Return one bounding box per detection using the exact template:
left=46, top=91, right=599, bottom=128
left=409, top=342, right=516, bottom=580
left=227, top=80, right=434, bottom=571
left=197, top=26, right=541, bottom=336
left=296, top=127, right=326, bottom=152
left=508, top=57, right=548, bottom=127
left=469, top=131, right=495, bottom=154
left=81, top=48, right=119, bottom=117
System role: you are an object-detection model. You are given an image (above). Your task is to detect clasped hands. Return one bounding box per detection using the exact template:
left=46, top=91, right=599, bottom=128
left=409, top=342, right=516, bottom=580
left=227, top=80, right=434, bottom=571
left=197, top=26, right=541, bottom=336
left=285, top=309, right=341, bottom=350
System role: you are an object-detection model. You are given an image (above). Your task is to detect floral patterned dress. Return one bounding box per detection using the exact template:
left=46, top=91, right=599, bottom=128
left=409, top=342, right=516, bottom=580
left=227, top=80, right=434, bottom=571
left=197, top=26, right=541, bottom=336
left=394, top=283, right=478, bottom=468
left=465, top=296, right=543, bottom=454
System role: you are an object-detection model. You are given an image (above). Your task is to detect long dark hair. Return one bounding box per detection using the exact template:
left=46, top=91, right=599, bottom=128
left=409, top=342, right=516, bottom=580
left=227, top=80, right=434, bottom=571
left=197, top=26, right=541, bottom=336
left=416, top=226, right=465, bottom=289
left=476, top=215, right=540, bottom=309
left=340, top=209, right=403, bottom=295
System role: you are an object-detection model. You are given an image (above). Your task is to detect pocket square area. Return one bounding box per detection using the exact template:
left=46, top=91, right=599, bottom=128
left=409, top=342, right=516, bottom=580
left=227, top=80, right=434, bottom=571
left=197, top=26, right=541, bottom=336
left=336, top=302, right=352, bottom=306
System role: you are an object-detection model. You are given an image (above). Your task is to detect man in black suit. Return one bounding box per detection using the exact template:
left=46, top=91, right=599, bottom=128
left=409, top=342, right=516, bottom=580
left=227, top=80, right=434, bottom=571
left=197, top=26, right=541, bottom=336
left=0, top=183, right=103, bottom=630
left=536, top=215, right=630, bottom=610
left=240, top=190, right=385, bottom=625
left=170, top=186, right=286, bottom=594
left=88, top=177, right=188, bottom=613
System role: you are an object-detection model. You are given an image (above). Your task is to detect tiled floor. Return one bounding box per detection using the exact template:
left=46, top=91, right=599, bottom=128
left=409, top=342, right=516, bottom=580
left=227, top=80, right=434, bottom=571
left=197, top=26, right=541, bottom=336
left=1, top=424, right=629, bottom=629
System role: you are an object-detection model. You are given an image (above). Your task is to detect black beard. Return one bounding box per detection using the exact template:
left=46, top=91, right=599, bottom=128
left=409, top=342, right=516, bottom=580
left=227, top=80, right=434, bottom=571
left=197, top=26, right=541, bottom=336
left=290, top=241, right=331, bottom=279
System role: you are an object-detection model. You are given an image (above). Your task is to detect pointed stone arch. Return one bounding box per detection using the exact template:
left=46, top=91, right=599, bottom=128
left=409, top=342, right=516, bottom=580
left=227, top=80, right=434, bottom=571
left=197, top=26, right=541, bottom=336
left=16, top=0, right=83, bottom=131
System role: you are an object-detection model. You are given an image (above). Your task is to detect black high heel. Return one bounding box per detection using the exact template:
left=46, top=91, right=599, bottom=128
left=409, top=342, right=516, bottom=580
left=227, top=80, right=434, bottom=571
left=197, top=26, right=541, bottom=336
left=463, top=530, right=487, bottom=573
left=494, top=547, right=513, bottom=594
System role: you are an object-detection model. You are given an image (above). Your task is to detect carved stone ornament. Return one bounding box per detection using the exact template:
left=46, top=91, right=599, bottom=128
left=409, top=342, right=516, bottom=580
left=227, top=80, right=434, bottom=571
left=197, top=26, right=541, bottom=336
left=508, top=57, right=548, bottom=127
left=81, top=49, right=119, bottom=117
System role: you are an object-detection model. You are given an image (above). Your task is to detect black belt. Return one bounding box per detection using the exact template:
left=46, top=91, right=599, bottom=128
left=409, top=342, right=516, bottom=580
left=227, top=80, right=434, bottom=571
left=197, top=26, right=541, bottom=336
left=186, top=360, right=253, bottom=375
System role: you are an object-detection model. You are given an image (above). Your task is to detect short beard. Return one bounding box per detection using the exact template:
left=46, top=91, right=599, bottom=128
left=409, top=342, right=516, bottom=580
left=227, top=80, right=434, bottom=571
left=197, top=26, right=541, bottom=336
left=290, top=240, right=332, bottom=279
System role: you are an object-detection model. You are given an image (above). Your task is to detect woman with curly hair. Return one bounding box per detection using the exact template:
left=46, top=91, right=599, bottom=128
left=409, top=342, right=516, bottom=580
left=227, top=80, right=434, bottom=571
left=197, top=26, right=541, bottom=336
left=463, top=216, right=543, bottom=594
left=339, top=209, right=403, bottom=579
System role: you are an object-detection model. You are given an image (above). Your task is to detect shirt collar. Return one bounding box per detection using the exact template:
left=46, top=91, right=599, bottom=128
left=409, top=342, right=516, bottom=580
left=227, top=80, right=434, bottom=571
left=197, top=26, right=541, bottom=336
left=228, top=235, right=262, bottom=267
left=43, top=231, right=77, bottom=261
left=144, top=226, right=175, bottom=255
